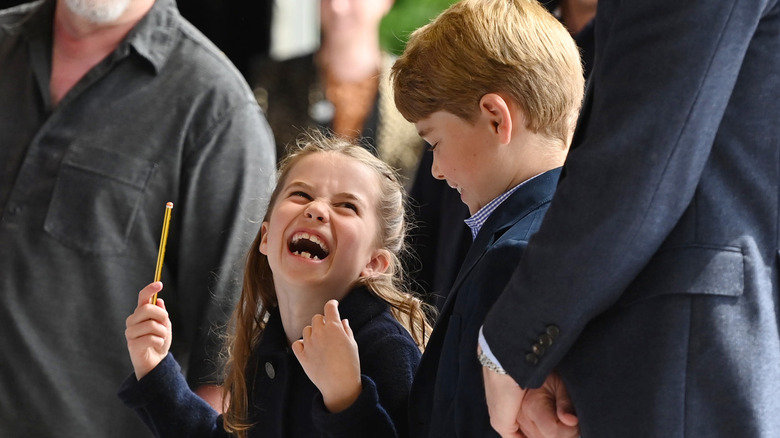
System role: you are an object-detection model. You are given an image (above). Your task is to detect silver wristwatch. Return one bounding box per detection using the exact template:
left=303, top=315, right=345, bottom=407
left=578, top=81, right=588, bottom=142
left=478, top=349, right=508, bottom=375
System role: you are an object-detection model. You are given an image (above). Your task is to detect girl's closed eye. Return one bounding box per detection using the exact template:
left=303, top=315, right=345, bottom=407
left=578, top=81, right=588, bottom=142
left=290, top=190, right=313, bottom=201
left=337, top=202, right=359, bottom=213
left=426, top=141, right=439, bottom=152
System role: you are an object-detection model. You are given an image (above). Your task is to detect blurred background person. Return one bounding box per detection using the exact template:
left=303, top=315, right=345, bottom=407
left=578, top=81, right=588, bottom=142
left=251, top=0, right=424, bottom=187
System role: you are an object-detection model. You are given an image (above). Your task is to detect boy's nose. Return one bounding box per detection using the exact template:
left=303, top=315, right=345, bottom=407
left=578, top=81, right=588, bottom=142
left=430, top=159, right=445, bottom=181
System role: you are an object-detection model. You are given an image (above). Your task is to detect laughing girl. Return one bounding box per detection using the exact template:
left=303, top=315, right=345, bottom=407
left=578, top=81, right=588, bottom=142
left=120, top=133, right=431, bottom=438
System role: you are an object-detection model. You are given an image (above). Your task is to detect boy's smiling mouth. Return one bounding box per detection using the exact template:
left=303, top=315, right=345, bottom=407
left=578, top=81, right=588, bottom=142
left=288, top=232, right=330, bottom=260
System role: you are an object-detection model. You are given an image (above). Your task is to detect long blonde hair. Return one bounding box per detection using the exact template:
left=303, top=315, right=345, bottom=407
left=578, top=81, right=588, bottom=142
left=221, top=131, right=434, bottom=437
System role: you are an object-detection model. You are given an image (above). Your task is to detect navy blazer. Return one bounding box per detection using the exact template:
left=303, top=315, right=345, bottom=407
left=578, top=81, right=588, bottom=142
left=409, top=169, right=560, bottom=438
left=484, top=1, right=780, bottom=437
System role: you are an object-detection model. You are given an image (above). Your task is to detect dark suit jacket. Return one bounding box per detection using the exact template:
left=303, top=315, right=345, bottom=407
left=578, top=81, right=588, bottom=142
left=408, top=149, right=472, bottom=310
left=484, top=1, right=780, bottom=437
left=409, top=169, right=560, bottom=437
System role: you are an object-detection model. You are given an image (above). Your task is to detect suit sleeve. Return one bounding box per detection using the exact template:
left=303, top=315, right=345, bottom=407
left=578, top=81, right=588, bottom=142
left=482, top=0, right=772, bottom=387
left=168, top=101, right=276, bottom=387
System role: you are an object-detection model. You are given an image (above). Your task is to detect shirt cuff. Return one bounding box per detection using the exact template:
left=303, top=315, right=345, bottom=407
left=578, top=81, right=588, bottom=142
left=478, top=326, right=505, bottom=369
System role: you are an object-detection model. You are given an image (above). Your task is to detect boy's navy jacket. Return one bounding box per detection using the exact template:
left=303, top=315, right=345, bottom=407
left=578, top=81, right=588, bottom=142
left=408, top=168, right=561, bottom=437
left=118, top=286, right=420, bottom=437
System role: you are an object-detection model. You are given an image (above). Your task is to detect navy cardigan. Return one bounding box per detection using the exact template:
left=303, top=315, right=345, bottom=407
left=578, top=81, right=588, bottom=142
left=119, top=286, right=420, bottom=437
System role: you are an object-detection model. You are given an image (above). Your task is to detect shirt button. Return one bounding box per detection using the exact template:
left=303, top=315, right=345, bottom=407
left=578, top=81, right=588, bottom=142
left=265, top=362, right=275, bottom=379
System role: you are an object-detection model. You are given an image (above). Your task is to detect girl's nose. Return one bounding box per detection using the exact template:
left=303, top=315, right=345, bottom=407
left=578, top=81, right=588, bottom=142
left=304, top=201, right=329, bottom=222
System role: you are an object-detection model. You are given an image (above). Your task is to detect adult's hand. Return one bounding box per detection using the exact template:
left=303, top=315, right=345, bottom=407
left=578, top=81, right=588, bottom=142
left=517, top=371, right=579, bottom=438
left=483, top=366, right=528, bottom=438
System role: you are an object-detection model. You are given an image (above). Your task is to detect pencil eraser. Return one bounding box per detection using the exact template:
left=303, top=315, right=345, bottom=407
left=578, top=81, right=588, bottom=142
left=166, top=202, right=173, bottom=208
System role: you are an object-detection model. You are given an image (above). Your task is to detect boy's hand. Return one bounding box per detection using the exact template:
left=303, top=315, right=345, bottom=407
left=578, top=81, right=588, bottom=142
left=125, top=282, right=172, bottom=380
left=292, top=300, right=361, bottom=413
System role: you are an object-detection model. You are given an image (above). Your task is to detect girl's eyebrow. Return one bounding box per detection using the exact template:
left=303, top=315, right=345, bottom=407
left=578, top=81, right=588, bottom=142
left=285, top=180, right=313, bottom=191
left=336, top=192, right=366, bottom=205
left=286, top=180, right=367, bottom=206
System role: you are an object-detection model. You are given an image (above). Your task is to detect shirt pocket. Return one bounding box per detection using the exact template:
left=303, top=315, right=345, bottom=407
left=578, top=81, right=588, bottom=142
left=44, top=142, right=156, bottom=254
left=619, top=245, right=744, bottom=307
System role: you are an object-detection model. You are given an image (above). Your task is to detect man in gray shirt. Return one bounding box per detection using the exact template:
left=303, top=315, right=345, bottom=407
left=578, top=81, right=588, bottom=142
left=0, top=0, right=276, bottom=436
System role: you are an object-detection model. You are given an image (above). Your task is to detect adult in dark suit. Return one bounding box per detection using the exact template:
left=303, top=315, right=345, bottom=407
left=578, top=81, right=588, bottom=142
left=480, top=0, right=780, bottom=437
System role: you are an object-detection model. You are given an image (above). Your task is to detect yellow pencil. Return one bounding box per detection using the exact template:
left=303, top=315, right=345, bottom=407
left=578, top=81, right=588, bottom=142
left=152, top=202, right=173, bottom=305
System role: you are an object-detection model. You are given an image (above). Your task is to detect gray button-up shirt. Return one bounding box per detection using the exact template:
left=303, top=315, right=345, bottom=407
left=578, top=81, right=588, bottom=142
left=0, top=0, right=276, bottom=436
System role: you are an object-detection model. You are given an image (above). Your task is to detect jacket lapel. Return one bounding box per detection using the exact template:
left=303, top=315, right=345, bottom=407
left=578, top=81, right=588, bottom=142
left=442, top=168, right=562, bottom=305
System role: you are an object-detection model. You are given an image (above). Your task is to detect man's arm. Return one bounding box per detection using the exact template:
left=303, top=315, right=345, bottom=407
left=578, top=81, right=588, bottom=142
left=483, top=0, right=767, bottom=389
left=173, top=101, right=275, bottom=396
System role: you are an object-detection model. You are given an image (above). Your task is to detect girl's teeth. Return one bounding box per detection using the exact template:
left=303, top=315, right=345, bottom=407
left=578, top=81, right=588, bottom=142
left=293, top=251, right=320, bottom=260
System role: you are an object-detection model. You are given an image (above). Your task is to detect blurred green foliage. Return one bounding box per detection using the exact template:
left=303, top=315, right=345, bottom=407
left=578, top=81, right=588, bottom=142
left=380, top=0, right=457, bottom=55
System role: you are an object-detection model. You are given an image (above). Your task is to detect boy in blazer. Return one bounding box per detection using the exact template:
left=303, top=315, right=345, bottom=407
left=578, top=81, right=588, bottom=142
left=390, top=0, right=584, bottom=436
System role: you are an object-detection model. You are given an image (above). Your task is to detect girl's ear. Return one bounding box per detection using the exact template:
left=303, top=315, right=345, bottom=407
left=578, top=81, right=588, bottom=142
left=479, top=93, right=513, bottom=145
left=360, top=249, right=392, bottom=278
left=258, top=222, right=270, bottom=255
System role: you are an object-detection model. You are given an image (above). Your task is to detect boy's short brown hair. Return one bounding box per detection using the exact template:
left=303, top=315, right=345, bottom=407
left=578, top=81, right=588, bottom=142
left=391, top=0, right=584, bottom=146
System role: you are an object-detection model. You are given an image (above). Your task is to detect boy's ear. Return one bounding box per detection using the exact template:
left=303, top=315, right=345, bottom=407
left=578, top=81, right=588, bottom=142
left=258, top=222, right=270, bottom=255
left=360, top=249, right=392, bottom=278
left=479, top=93, right=513, bottom=145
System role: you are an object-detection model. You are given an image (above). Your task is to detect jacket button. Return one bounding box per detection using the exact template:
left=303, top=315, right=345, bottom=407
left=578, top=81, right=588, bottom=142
left=532, top=343, right=546, bottom=356
left=525, top=352, right=539, bottom=365
left=265, top=362, right=275, bottom=379
left=546, top=325, right=560, bottom=340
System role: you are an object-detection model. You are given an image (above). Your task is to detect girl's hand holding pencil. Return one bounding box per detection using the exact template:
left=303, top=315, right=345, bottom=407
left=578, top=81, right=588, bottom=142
left=125, top=282, right=172, bottom=380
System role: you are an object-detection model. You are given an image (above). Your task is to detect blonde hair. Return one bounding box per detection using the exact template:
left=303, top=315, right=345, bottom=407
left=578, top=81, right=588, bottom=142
left=221, top=131, right=434, bottom=437
left=391, top=0, right=584, bottom=146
